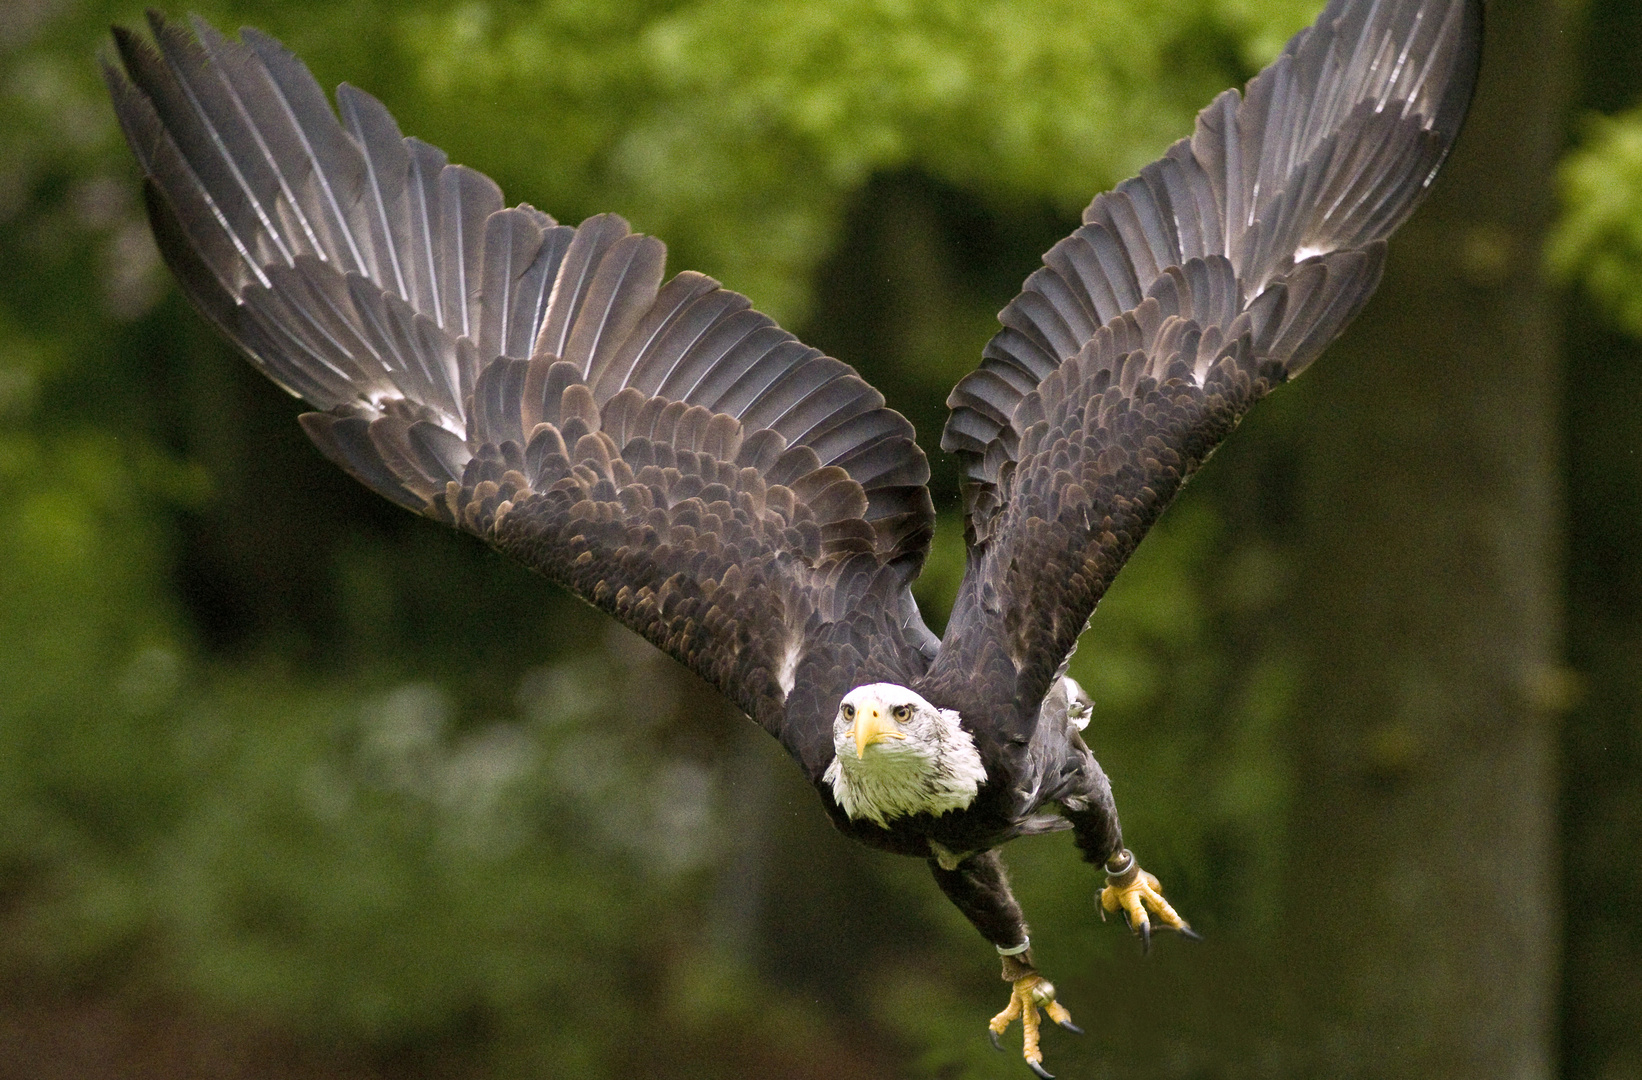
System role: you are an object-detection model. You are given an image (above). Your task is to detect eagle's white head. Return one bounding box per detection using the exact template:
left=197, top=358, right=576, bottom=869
left=822, top=683, right=987, bottom=828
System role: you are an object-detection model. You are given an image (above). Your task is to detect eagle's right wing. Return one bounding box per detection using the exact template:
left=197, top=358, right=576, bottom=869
left=927, top=0, right=1484, bottom=731
left=104, top=14, right=939, bottom=779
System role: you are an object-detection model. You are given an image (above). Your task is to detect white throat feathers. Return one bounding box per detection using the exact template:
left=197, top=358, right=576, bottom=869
left=823, top=683, right=987, bottom=827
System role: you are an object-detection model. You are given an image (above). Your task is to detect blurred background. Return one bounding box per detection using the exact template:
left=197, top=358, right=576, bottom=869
left=0, top=0, right=1636, bottom=1077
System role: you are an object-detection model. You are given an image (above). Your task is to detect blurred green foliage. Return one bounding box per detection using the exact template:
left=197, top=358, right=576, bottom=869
left=1550, top=107, right=1642, bottom=337
left=0, top=0, right=1630, bottom=1076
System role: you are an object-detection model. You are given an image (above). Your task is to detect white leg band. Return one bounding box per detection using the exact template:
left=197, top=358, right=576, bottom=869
left=996, top=936, right=1031, bottom=956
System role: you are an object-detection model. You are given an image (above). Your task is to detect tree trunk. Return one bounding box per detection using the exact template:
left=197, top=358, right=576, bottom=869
left=1560, top=0, right=1642, bottom=1067
left=1279, top=1, right=1566, bottom=1076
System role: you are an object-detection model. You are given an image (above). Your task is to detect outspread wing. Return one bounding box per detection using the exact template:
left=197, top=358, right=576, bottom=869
left=926, top=0, right=1483, bottom=727
left=104, top=13, right=937, bottom=778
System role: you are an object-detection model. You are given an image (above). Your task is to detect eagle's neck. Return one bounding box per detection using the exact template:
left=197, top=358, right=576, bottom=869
left=823, top=707, right=986, bottom=828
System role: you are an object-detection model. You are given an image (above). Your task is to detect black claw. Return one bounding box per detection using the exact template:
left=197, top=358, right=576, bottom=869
left=1057, top=1018, right=1085, bottom=1036
left=1027, top=1059, right=1055, bottom=1079
left=989, top=1030, right=1004, bottom=1052
left=1140, top=919, right=1151, bottom=954
left=1179, top=925, right=1204, bottom=942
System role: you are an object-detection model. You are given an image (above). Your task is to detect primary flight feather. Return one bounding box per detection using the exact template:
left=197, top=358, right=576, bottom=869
left=104, top=1, right=1483, bottom=1074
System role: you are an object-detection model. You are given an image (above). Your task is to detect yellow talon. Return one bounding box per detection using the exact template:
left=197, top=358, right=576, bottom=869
left=1099, top=848, right=1198, bottom=950
left=988, top=973, right=1078, bottom=1078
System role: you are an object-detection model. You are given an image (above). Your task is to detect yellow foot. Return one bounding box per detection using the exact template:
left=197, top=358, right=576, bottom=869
left=987, top=973, right=1082, bottom=1079
left=1098, top=848, right=1200, bottom=952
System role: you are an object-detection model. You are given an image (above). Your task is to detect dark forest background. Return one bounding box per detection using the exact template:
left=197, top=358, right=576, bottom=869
left=0, top=0, right=1637, bottom=1077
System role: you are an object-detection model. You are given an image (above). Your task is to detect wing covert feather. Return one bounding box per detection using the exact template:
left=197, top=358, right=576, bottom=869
left=107, top=14, right=937, bottom=778
left=927, top=0, right=1483, bottom=728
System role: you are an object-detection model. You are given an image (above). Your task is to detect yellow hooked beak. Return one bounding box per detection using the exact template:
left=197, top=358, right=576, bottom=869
left=852, top=706, right=907, bottom=758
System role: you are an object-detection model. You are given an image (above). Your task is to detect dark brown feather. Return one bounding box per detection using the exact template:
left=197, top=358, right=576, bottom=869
left=108, top=14, right=937, bottom=780
left=927, top=0, right=1482, bottom=731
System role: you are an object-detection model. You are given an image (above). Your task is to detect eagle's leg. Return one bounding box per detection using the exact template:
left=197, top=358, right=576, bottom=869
left=1098, top=848, right=1199, bottom=949
left=929, top=850, right=1080, bottom=1079
left=1065, top=752, right=1198, bottom=951
left=989, top=966, right=1081, bottom=1079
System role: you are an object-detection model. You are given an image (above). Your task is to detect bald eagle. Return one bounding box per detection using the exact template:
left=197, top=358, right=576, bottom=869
left=104, top=1, right=1482, bottom=1074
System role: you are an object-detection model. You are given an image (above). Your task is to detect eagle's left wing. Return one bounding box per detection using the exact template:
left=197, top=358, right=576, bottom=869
left=104, top=14, right=939, bottom=780
left=925, top=0, right=1484, bottom=731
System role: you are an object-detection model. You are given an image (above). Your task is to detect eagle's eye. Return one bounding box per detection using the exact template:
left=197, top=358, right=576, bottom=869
left=842, top=703, right=856, bottom=721
left=892, top=704, right=912, bottom=722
